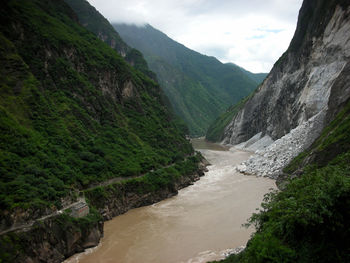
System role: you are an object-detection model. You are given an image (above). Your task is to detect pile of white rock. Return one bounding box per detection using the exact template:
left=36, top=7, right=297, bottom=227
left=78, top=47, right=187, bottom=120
left=221, top=246, right=246, bottom=258
left=235, top=110, right=326, bottom=179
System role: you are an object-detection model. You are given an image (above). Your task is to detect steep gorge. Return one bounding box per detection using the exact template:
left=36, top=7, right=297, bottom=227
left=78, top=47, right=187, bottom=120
left=1, top=0, right=349, bottom=262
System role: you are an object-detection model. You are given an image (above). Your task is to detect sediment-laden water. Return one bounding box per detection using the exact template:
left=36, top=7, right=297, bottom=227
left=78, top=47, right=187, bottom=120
left=65, top=140, right=276, bottom=263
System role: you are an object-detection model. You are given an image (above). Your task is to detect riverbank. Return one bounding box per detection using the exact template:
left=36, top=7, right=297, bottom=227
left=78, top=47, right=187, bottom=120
left=83, top=155, right=209, bottom=221
left=65, top=145, right=276, bottom=263
left=0, top=153, right=207, bottom=263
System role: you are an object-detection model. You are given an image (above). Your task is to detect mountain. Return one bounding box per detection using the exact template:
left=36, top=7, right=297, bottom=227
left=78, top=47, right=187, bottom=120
left=206, top=96, right=251, bottom=142
left=63, top=0, right=157, bottom=81
left=225, top=62, right=268, bottom=86
left=113, top=23, right=264, bottom=135
left=0, top=0, right=205, bottom=261
left=205, top=64, right=266, bottom=142
left=218, top=0, right=350, bottom=178
left=214, top=0, right=350, bottom=262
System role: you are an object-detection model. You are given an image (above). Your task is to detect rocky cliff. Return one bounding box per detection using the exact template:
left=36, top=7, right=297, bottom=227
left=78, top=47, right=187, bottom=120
left=222, top=0, right=350, bottom=178
left=1, top=214, right=103, bottom=263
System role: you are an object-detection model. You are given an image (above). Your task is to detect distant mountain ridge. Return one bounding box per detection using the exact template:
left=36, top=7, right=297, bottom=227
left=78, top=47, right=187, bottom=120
left=113, top=23, right=266, bottom=135
left=225, top=62, right=268, bottom=85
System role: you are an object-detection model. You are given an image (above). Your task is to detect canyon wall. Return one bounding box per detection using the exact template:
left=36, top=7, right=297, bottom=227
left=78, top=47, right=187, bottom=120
left=222, top=0, right=350, bottom=178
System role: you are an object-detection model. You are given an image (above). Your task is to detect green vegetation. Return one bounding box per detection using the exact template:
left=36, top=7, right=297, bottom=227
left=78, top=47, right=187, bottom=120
left=63, top=0, right=129, bottom=54
left=54, top=206, right=102, bottom=231
left=284, top=99, right=350, bottom=174
left=206, top=96, right=251, bottom=142
left=224, top=63, right=267, bottom=85
left=85, top=154, right=202, bottom=207
left=64, top=0, right=157, bottom=80
left=0, top=208, right=102, bottom=263
left=213, top=100, right=350, bottom=263
left=0, top=0, right=193, bottom=218
left=113, top=24, right=263, bottom=135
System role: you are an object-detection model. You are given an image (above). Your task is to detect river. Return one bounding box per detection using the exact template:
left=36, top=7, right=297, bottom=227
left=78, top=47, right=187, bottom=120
left=65, top=139, right=276, bottom=263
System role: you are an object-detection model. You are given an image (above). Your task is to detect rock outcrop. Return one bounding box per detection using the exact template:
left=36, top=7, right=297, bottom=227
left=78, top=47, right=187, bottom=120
left=223, top=0, right=350, bottom=178
left=0, top=216, right=103, bottom=263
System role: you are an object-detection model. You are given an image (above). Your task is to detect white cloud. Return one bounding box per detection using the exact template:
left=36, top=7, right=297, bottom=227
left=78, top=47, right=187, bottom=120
left=87, top=0, right=303, bottom=73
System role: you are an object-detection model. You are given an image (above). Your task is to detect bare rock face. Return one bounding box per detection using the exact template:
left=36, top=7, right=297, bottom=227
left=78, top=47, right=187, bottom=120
left=122, top=80, right=136, bottom=99
left=1, top=217, right=104, bottom=263
left=82, top=227, right=102, bottom=248
left=223, top=0, right=350, bottom=178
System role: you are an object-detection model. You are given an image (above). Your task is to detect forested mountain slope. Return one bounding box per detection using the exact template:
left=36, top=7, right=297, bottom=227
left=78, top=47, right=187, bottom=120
left=0, top=1, right=201, bottom=261
left=64, top=0, right=158, bottom=81
left=114, top=23, right=263, bottom=135
left=224, top=63, right=267, bottom=86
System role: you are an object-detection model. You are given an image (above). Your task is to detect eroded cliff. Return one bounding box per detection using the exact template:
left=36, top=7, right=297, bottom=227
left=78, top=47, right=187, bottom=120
left=222, top=0, right=350, bottom=178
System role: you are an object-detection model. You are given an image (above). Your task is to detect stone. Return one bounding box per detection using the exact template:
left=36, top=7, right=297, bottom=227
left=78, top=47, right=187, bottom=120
left=222, top=3, right=350, bottom=178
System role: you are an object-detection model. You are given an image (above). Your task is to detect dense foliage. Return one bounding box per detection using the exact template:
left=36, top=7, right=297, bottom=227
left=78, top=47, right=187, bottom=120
left=85, top=154, right=202, bottom=207
left=0, top=0, right=193, bottom=216
left=113, top=24, right=264, bottom=135
left=214, top=100, right=350, bottom=263
left=63, top=0, right=128, bottom=54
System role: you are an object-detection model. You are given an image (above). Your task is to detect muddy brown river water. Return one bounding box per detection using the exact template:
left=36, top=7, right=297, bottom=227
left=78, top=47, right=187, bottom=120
left=66, top=139, right=276, bottom=263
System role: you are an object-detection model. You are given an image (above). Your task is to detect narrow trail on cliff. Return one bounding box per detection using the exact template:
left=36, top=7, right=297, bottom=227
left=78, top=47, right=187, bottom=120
left=0, top=155, right=197, bottom=236
left=84, top=153, right=196, bottom=191
left=65, top=140, right=276, bottom=263
left=0, top=197, right=86, bottom=236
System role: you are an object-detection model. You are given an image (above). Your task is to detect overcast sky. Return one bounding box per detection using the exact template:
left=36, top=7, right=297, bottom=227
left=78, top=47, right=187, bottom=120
left=87, top=0, right=303, bottom=73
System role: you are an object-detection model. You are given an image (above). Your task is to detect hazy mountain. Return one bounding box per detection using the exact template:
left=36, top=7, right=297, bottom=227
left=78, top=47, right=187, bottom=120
left=64, top=0, right=157, bottom=80
left=225, top=62, right=268, bottom=85
left=113, top=23, right=264, bottom=135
